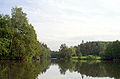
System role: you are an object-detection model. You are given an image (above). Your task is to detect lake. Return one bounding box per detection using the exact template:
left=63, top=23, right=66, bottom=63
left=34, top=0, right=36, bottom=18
left=0, top=59, right=120, bottom=79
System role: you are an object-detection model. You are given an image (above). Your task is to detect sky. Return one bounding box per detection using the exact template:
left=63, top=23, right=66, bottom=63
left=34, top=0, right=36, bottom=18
left=0, top=0, right=120, bottom=51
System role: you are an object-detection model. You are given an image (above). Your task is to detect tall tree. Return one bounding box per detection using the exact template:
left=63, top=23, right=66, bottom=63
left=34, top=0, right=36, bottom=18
left=0, top=7, right=50, bottom=60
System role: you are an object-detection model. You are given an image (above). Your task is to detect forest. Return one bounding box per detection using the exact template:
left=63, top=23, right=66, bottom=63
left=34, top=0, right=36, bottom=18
left=0, top=7, right=50, bottom=60
left=51, top=40, right=120, bottom=60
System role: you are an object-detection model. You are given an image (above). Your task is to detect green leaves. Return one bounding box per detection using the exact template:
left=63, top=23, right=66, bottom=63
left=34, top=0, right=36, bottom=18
left=58, top=44, right=76, bottom=59
left=0, top=7, right=50, bottom=60
left=104, top=40, right=120, bottom=60
left=0, top=38, right=10, bottom=55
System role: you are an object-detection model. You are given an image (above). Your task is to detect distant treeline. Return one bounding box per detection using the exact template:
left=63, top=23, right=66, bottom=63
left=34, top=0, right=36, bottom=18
left=0, top=7, right=50, bottom=60
left=51, top=40, right=120, bottom=60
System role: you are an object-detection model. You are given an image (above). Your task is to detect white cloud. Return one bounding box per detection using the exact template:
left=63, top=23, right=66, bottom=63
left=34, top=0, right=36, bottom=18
left=24, top=0, right=120, bottom=50
left=1, top=0, right=120, bottom=50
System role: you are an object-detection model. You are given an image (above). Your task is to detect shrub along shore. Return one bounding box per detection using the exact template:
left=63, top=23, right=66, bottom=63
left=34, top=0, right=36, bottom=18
left=51, top=40, right=120, bottom=60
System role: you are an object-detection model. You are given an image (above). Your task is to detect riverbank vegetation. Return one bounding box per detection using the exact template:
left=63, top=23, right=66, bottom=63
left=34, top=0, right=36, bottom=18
left=72, top=55, right=101, bottom=60
left=52, top=40, right=120, bottom=60
left=0, top=7, right=50, bottom=60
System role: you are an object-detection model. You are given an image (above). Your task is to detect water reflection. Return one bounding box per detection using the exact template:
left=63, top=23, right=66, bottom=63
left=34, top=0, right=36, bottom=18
left=0, top=60, right=120, bottom=79
left=0, top=59, right=50, bottom=79
left=55, top=60, right=120, bottom=79
left=38, top=60, right=120, bottom=79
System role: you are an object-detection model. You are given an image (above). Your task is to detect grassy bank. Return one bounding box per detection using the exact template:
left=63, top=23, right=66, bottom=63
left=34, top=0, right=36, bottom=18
left=72, top=55, right=101, bottom=60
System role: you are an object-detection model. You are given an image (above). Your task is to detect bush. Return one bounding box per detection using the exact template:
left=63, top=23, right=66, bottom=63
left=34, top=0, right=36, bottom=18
left=78, top=53, right=82, bottom=59
left=86, top=55, right=97, bottom=60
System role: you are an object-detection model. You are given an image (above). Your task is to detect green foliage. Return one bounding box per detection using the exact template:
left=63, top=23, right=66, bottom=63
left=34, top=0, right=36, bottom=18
left=78, top=53, right=82, bottom=59
left=58, top=44, right=75, bottom=59
left=104, top=40, right=120, bottom=60
left=72, top=55, right=101, bottom=60
left=0, top=38, right=10, bottom=56
left=51, top=51, right=58, bottom=58
left=56, top=40, right=120, bottom=60
left=86, top=55, right=99, bottom=60
left=75, top=41, right=108, bottom=56
left=0, top=7, right=50, bottom=60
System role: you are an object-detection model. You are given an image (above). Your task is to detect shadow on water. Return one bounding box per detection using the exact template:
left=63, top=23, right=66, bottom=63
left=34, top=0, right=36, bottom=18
left=0, top=59, right=120, bottom=79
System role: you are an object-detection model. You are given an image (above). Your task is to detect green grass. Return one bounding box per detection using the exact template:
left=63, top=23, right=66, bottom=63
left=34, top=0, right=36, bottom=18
left=72, top=56, right=87, bottom=59
left=72, top=55, right=101, bottom=60
left=95, top=56, right=101, bottom=60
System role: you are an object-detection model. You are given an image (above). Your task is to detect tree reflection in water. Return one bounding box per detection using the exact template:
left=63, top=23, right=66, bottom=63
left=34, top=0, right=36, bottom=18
left=0, top=59, right=120, bottom=79
left=0, top=59, right=50, bottom=79
left=51, top=60, right=120, bottom=79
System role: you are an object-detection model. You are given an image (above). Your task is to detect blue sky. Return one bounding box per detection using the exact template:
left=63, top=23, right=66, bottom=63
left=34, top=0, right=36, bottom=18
left=1, top=0, right=120, bottom=51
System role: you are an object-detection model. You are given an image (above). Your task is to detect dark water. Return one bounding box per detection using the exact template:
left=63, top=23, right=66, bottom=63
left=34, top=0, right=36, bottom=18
left=0, top=60, right=120, bottom=79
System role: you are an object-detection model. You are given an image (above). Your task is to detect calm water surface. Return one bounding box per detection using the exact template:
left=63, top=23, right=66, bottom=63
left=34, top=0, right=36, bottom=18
left=0, top=60, right=120, bottom=79
left=37, top=64, right=113, bottom=79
